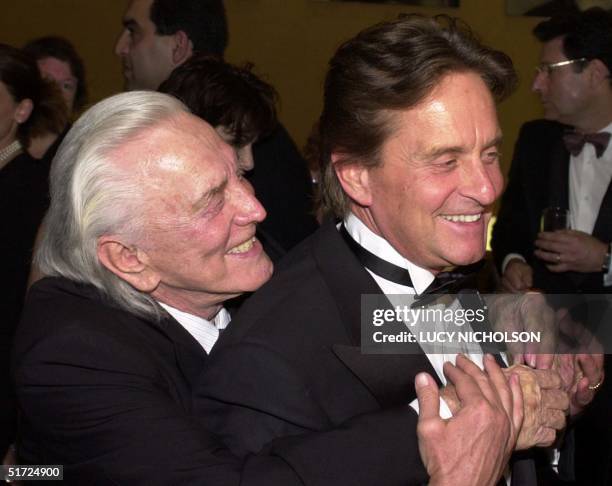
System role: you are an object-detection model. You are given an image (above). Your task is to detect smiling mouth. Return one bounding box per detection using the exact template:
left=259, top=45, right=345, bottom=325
left=440, top=214, right=482, bottom=223
left=227, top=237, right=256, bottom=254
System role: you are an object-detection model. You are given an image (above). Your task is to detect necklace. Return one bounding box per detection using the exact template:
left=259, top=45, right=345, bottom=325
left=0, top=140, right=23, bottom=170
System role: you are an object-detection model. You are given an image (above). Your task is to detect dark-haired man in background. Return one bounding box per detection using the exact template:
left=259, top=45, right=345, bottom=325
left=492, top=7, right=612, bottom=484
left=115, top=0, right=318, bottom=251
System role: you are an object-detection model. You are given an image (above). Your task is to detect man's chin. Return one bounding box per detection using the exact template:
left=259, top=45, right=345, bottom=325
left=242, top=259, right=274, bottom=292
left=446, top=248, right=486, bottom=268
left=542, top=109, right=560, bottom=122
left=123, top=77, right=152, bottom=92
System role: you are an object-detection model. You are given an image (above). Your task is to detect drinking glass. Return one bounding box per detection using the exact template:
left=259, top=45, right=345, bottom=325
left=540, top=207, right=569, bottom=232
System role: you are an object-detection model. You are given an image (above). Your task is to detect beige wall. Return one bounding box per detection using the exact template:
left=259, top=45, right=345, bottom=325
left=3, top=0, right=547, bottom=175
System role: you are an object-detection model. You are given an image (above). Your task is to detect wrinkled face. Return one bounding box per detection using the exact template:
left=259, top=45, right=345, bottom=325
left=532, top=36, right=590, bottom=125
left=117, top=113, right=272, bottom=313
left=354, top=72, right=503, bottom=273
left=0, top=81, right=20, bottom=150
left=114, top=0, right=175, bottom=90
left=215, top=125, right=255, bottom=171
left=37, top=57, right=78, bottom=112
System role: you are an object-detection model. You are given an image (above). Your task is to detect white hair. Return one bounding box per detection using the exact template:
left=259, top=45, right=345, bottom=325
left=36, top=91, right=189, bottom=319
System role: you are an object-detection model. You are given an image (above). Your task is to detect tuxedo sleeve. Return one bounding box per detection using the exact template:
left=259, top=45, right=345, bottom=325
left=13, top=324, right=378, bottom=486
left=194, top=340, right=429, bottom=486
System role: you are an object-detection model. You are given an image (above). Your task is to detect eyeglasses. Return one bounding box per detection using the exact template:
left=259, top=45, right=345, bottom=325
left=535, top=58, right=588, bottom=76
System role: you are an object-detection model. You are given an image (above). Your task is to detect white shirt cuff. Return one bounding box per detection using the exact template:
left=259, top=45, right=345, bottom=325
left=502, top=253, right=526, bottom=274
left=409, top=396, right=453, bottom=419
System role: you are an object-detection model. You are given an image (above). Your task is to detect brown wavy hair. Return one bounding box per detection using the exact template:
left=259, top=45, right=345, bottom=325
left=317, top=14, right=517, bottom=216
left=0, top=43, right=68, bottom=147
left=159, top=54, right=277, bottom=147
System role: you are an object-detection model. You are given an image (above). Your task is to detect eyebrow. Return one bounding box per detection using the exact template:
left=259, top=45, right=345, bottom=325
left=192, top=178, right=228, bottom=212
left=419, top=134, right=503, bottom=161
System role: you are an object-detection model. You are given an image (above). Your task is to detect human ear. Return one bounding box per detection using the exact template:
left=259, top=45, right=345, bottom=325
left=587, top=59, right=610, bottom=86
left=97, top=236, right=160, bottom=293
left=171, top=30, right=193, bottom=66
left=333, top=153, right=373, bottom=207
left=14, top=98, right=33, bottom=124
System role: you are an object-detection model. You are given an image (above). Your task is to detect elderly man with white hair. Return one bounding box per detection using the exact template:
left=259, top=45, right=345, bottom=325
left=11, top=91, right=524, bottom=485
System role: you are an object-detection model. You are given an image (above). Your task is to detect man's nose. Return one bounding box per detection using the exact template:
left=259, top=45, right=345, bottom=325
left=233, top=180, right=267, bottom=225
left=461, top=159, right=501, bottom=207
left=532, top=70, right=547, bottom=93
left=114, top=31, right=129, bottom=57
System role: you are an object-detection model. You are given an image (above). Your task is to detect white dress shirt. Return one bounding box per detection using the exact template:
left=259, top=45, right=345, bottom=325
left=158, top=302, right=231, bottom=354
left=568, top=121, right=612, bottom=234
left=345, top=214, right=516, bottom=482
left=343, top=213, right=492, bottom=416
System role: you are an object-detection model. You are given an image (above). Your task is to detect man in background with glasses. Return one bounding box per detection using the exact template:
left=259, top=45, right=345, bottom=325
left=492, top=7, right=612, bottom=485
left=493, top=7, right=612, bottom=295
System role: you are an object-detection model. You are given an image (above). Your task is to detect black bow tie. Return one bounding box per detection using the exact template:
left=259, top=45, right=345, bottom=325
left=339, top=225, right=482, bottom=298
left=562, top=130, right=611, bottom=158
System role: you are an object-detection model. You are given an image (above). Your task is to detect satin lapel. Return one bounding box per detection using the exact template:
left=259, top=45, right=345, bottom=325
left=156, top=314, right=208, bottom=388
left=311, top=222, right=439, bottom=407
left=331, top=344, right=441, bottom=407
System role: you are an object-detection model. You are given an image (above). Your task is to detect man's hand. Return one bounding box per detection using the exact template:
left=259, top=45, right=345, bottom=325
left=534, top=230, right=607, bottom=273
left=553, top=354, right=604, bottom=416
left=415, top=355, right=523, bottom=486
left=501, top=259, right=534, bottom=292
left=438, top=359, right=566, bottom=450
left=487, top=292, right=557, bottom=367
left=502, top=365, right=568, bottom=449
left=552, top=309, right=605, bottom=415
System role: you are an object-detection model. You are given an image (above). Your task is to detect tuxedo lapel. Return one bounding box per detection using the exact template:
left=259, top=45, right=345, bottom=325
left=310, top=223, right=439, bottom=407
left=331, top=344, right=441, bottom=407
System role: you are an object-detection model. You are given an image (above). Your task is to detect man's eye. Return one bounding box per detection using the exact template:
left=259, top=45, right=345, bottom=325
left=202, top=197, right=224, bottom=217
left=438, top=159, right=457, bottom=169
left=62, top=82, right=77, bottom=92
left=484, top=151, right=501, bottom=163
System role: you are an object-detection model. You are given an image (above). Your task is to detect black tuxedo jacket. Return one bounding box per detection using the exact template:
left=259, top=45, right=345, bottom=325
left=13, top=277, right=438, bottom=485
left=492, top=119, right=612, bottom=293
left=195, top=223, right=535, bottom=485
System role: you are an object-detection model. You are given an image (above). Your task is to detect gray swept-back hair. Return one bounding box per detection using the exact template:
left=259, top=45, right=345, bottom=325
left=36, top=91, right=189, bottom=319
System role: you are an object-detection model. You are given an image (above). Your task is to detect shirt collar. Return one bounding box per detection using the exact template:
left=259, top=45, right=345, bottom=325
left=596, top=121, right=612, bottom=135
left=158, top=302, right=230, bottom=354
left=343, top=212, right=435, bottom=294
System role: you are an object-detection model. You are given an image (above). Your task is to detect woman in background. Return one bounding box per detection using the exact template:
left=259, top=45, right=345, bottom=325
left=159, top=53, right=277, bottom=173
left=23, top=36, right=86, bottom=162
left=0, top=42, right=66, bottom=462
